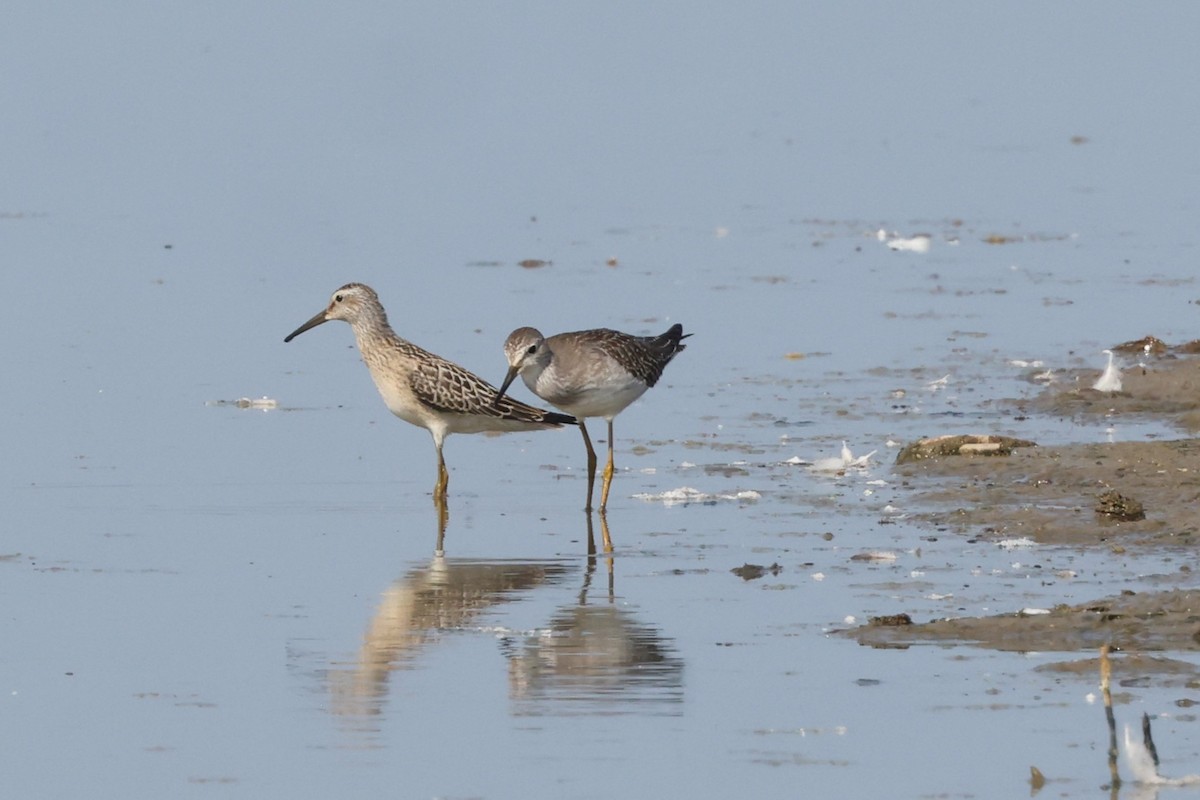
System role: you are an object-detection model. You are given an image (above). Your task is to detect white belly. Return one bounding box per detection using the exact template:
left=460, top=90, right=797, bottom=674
left=532, top=372, right=648, bottom=420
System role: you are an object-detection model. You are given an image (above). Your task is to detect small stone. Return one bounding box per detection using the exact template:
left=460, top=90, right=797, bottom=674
left=1095, top=490, right=1146, bottom=521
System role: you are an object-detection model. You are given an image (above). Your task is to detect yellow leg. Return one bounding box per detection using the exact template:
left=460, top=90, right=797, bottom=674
left=579, top=420, right=598, bottom=512
left=597, top=507, right=614, bottom=553
left=584, top=509, right=614, bottom=557
left=433, top=447, right=449, bottom=506
left=434, top=493, right=449, bottom=556
left=598, top=420, right=615, bottom=511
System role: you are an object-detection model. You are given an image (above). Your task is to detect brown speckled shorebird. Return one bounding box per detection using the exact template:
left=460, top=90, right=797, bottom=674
left=285, top=283, right=576, bottom=507
left=496, top=324, right=690, bottom=512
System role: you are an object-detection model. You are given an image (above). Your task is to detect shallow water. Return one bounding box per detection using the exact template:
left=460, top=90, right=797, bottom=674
left=5, top=3, right=1200, bottom=798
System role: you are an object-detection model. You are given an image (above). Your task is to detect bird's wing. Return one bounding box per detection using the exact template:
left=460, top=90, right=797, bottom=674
left=582, top=327, right=687, bottom=389
left=408, top=349, right=570, bottom=424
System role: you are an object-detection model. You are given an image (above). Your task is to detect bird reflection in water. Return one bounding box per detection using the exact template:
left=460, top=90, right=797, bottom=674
left=434, top=497, right=448, bottom=555
left=327, top=515, right=680, bottom=730
left=503, top=513, right=684, bottom=716
left=328, top=557, right=572, bottom=725
left=587, top=507, right=614, bottom=556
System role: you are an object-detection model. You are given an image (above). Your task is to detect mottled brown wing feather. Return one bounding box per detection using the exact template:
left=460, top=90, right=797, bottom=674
left=407, top=347, right=574, bottom=424
left=587, top=325, right=690, bottom=388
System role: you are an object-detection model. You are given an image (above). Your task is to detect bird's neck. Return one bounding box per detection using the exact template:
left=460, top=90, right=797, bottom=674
left=349, top=306, right=404, bottom=351
left=522, top=349, right=554, bottom=387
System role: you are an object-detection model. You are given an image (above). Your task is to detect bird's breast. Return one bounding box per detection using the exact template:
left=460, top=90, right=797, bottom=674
left=532, top=371, right=649, bottom=419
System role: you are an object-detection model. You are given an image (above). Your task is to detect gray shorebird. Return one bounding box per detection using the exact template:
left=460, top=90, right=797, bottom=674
left=496, top=324, right=690, bottom=512
left=285, top=283, right=576, bottom=505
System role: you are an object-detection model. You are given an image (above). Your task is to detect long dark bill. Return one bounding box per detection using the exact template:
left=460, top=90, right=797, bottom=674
left=493, top=366, right=520, bottom=406
left=284, top=310, right=329, bottom=343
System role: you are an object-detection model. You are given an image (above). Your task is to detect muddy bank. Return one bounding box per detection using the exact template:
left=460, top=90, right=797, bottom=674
left=895, top=437, right=1200, bottom=548
left=843, top=352, right=1200, bottom=672
left=1019, top=348, right=1200, bottom=432
left=895, top=350, right=1200, bottom=547
left=851, top=588, right=1200, bottom=657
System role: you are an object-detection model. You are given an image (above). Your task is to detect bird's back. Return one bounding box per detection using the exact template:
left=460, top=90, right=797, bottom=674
left=532, top=324, right=689, bottom=418
left=550, top=324, right=687, bottom=389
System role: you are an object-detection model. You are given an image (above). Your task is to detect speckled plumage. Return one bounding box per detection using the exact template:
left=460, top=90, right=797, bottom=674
left=497, top=323, right=689, bottom=512
left=285, top=283, right=574, bottom=505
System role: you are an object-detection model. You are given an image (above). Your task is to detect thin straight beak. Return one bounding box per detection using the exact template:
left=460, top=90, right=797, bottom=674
left=284, top=310, right=329, bottom=342
left=494, top=365, right=520, bottom=406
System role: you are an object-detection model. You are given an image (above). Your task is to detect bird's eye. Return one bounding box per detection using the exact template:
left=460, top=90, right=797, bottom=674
left=334, top=294, right=344, bottom=303
left=526, top=344, right=538, bottom=355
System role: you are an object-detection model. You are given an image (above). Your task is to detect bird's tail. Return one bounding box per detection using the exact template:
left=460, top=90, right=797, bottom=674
left=544, top=411, right=578, bottom=426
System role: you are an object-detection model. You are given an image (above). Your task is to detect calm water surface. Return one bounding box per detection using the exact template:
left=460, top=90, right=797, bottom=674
left=4, top=3, right=1200, bottom=798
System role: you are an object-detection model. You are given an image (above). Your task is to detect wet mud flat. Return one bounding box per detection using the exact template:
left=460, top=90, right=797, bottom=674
left=847, top=351, right=1200, bottom=677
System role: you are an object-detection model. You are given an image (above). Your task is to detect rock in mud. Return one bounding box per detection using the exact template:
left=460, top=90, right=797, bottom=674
left=894, top=434, right=1037, bottom=465
left=1095, top=489, right=1146, bottom=521
left=1112, top=335, right=1168, bottom=357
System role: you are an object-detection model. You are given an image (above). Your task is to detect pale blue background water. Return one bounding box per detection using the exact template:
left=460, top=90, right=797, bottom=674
left=4, top=3, right=1200, bottom=798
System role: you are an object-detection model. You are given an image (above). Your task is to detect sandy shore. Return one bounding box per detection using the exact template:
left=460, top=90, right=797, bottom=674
left=845, top=350, right=1200, bottom=673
